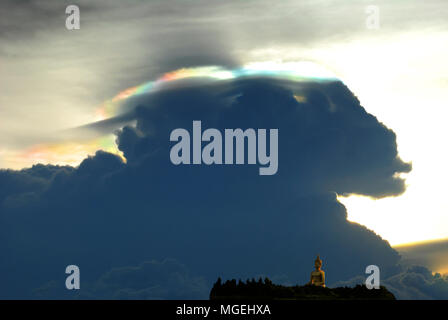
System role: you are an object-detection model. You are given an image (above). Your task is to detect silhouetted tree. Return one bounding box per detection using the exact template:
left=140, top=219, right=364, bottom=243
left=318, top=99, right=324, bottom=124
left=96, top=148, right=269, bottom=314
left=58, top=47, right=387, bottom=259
left=210, top=277, right=395, bottom=300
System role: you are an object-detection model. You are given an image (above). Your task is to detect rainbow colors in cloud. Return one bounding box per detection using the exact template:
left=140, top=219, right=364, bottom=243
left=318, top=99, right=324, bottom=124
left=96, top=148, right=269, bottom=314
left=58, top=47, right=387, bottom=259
left=96, top=62, right=338, bottom=120
left=3, top=62, right=338, bottom=169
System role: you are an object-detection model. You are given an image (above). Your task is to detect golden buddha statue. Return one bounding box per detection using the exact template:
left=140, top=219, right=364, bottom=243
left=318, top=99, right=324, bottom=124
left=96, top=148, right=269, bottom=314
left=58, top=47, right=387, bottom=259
left=308, top=255, right=325, bottom=287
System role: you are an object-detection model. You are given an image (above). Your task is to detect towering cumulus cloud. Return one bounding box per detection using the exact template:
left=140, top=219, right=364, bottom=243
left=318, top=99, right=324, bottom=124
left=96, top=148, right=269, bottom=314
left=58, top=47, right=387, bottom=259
left=0, top=67, right=420, bottom=299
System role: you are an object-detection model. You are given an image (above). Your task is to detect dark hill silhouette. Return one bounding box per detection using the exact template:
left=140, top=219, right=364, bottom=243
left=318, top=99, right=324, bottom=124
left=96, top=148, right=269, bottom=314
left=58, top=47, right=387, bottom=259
left=210, top=277, right=395, bottom=300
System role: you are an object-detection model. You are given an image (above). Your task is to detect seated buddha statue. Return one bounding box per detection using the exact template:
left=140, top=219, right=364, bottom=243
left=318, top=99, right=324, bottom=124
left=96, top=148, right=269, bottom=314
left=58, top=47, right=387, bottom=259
left=308, top=255, right=325, bottom=287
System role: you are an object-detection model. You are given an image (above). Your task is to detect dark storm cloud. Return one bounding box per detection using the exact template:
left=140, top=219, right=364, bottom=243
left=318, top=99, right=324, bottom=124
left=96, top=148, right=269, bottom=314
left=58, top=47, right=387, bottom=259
left=0, top=76, right=416, bottom=299
left=335, top=265, right=448, bottom=300
left=0, top=0, right=446, bottom=299
left=116, top=76, right=411, bottom=197
left=0, top=164, right=74, bottom=205
left=384, top=266, right=448, bottom=300
left=33, top=259, right=209, bottom=299
left=88, top=259, right=208, bottom=299
left=395, top=239, right=448, bottom=275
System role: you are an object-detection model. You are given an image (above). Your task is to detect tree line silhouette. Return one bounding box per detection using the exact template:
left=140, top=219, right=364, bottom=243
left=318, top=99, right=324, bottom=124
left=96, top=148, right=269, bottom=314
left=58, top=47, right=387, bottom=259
left=210, top=277, right=395, bottom=300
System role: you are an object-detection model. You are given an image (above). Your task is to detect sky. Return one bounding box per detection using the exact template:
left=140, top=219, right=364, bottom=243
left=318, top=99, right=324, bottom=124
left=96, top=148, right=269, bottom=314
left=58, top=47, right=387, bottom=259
left=1, top=0, right=448, bottom=299
left=1, top=0, right=447, bottom=246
